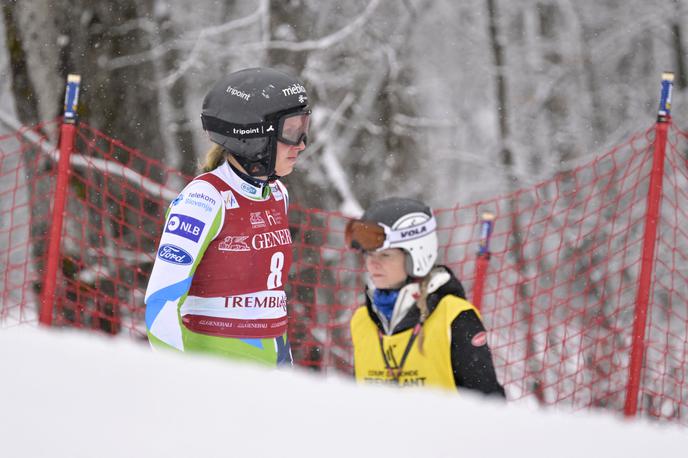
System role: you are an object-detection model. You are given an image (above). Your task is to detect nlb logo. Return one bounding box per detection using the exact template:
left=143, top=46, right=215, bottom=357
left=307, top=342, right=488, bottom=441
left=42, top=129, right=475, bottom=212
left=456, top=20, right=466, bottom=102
left=157, top=244, right=193, bottom=265
left=165, top=214, right=205, bottom=242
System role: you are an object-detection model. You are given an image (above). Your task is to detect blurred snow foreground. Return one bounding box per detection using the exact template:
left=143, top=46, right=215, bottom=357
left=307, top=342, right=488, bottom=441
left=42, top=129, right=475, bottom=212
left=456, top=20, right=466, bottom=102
left=0, top=328, right=684, bottom=458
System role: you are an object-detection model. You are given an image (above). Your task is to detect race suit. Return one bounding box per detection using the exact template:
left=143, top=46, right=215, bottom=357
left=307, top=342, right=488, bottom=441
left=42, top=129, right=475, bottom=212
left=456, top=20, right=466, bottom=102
left=144, top=161, right=293, bottom=365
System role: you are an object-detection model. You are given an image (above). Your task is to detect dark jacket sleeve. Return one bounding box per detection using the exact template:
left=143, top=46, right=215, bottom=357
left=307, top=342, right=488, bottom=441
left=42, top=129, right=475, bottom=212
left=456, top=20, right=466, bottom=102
left=450, top=310, right=506, bottom=398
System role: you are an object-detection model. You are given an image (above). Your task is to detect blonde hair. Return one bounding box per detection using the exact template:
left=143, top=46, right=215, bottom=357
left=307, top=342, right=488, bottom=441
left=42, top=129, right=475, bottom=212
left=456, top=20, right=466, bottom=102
left=415, top=271, right=436, bottom=355
left=199, top=143, right=227, bottom=173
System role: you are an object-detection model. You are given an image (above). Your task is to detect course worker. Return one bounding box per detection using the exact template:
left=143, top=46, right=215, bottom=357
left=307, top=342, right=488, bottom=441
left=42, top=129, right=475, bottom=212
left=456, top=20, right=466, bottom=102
left=346, top=197, right=505, bottom=395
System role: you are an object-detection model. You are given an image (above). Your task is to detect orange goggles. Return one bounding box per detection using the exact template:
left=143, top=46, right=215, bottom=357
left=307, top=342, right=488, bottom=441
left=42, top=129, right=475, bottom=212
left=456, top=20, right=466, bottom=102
left=345, top=219, right=387, bottom=251
left=345, top=215, right=438, bottom=252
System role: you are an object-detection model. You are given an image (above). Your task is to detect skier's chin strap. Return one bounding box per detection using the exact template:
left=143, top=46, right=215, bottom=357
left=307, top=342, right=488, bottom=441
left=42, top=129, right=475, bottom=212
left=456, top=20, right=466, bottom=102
left=231, top=155, right=271, bottom=180
left=227, top=160, right=277, bottom=199
left=228, top=160, right=268, bottom=188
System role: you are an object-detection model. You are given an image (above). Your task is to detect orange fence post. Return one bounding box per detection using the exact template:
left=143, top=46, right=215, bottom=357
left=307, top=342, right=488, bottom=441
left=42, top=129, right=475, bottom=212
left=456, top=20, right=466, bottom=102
left=472, top=212, right=495, bottom=311
left=623, top=72, right=673, bottom=417
left=39, top=74, right=80, bottom=326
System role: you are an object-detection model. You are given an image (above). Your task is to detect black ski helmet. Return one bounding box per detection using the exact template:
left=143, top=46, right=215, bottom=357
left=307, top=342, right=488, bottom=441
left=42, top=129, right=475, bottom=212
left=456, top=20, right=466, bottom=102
left=201, top=67, right=310, bottom=177
left=357, top=197, right=439, bottom=277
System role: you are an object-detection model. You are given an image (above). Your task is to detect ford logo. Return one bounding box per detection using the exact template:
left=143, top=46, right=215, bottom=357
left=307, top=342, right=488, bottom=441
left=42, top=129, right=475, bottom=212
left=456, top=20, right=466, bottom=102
left=157, top=244, right=193, bottom=265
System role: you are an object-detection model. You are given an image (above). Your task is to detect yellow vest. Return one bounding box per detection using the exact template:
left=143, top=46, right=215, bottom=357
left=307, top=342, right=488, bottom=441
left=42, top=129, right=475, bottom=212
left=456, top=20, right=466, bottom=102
left=351, top=295, right=479, bottom=390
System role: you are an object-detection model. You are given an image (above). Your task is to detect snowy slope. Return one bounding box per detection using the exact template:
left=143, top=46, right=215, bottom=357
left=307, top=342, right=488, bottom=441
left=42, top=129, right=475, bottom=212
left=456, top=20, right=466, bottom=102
left=0, top=327, right=684, bottom=458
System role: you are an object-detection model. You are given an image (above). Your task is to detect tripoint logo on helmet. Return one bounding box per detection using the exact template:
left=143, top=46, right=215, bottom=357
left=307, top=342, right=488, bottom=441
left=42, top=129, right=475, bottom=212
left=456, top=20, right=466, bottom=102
left=282, top=83, right=306, bottom=97
left=225, top=85, right=251, bottom=101
left=232, top=126, right=262, bottom=136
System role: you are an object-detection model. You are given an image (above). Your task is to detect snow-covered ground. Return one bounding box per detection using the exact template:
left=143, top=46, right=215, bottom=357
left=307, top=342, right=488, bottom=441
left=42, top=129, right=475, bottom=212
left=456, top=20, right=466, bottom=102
left=0, top=327, right=684, bottom=458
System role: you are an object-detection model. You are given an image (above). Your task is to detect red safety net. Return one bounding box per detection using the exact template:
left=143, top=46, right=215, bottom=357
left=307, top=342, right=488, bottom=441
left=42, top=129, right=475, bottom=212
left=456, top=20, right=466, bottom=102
left=1, top=119, right=687, bottom=423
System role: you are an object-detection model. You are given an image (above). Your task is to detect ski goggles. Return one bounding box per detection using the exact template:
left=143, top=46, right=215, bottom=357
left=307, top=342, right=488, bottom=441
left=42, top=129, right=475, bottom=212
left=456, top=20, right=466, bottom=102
left=277, top=111, right=311, bottom=146
left=201, top=109, right=311, bottom=145
left=345, top=216, right=437, bottom=252
left=345, top=220, right=387, bottom=251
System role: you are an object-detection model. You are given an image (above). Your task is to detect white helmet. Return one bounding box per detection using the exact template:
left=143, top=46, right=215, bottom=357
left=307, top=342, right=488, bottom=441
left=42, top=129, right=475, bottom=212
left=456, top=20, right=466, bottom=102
left=346, top=197, right=438, bottom=277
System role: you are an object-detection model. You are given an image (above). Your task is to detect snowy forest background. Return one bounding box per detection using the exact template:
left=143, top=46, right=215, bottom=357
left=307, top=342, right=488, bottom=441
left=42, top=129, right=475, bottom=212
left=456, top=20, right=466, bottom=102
left=2, top=0, right=688, bottom=212
left=2, top=0, right=688, bottom=423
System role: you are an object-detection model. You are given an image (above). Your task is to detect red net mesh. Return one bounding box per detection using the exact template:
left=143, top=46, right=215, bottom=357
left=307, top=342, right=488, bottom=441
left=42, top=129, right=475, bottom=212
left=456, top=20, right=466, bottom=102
left=1, top=119, right=687, bottom=423
left=0, top=120, right=60, bottom=325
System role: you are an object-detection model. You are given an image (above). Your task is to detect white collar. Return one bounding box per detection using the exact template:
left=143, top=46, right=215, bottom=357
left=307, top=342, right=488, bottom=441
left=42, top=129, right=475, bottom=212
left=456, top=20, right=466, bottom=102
left=213, top=161, right=269, bottom=200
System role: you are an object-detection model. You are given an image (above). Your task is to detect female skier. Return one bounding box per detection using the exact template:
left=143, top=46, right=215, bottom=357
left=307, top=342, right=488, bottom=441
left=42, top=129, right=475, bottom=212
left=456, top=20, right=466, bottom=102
left=145, top=67, right=311, bottom=365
